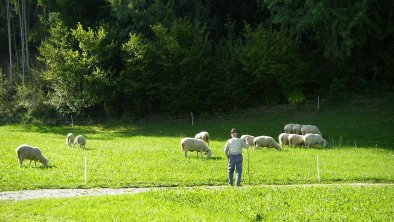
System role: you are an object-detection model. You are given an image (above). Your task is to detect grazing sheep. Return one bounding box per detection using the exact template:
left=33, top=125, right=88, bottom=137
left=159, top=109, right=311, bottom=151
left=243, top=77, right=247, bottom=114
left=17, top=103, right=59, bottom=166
left=292, top=124, right=303, bottom=135
left=16, top=144, right=49, bottom=168
left=304, top=134, right=328, bottom=148
left=288, top=134, right=305, bottom=147
left=65, top=133, right=74, bottom=147
left=181, top=137, right=212, bottom=158
left=73, top=135, right=86, bottom=148
left=240, top=135, right=255, bottom=147
left=301, top=125, right=322, bottom=136
left=253, top=136, right=281, bottom=150
left=194, top=131, right=210, bottom=145
left=278, top=133, right=292, bottom=147
left=284, top=124, right=295, bottom=134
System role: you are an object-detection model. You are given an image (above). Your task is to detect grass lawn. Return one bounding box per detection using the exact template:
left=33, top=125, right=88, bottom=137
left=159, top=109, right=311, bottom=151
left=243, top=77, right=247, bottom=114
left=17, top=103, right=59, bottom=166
left=0, top=95, right=393, bottom=221
left=1, top=185, right=393, bottom=221
left=0, top=95, right=393, bottom=191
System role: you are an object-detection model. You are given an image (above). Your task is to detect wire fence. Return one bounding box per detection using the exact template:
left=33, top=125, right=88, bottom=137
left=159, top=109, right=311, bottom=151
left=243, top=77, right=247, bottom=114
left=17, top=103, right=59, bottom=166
left=1, top=92, right=393, bottom=126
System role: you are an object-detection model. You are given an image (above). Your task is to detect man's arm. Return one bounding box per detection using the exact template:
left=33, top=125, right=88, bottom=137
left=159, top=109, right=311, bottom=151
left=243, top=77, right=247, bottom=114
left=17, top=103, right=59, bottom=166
left=242, top=140, right=249, bottom=149
left=224, top=141, right=229, bottom=158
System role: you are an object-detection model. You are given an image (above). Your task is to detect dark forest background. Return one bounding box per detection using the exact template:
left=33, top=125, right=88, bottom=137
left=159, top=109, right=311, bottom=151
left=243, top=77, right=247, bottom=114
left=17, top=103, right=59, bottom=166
left=0, top=0, right=393, bottom=121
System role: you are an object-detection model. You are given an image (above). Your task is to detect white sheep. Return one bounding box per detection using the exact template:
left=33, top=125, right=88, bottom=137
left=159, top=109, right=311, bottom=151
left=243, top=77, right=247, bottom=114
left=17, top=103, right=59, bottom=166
left=284, top=124, right=295, bottom=134
left=292, top=124, right=303, bottom=135
left=278, top=133, right=293, bottom=147
left=181, top=137, right=212, bottom=158
left=288, top=134, right=305, bottom=147
left=194, top=131, right=210, bottom=145
left=253, top=136, right=281, bottom=150
left=65, top=133, right=74, bottom=147
left=240, top=135, right=255, bottom=147
left=301, top=125, right=322, bottom=136
left=304, top=134, right=328, bottom=148
left=16, top=144, right=49, bottom=168
left=73, top=135, right=86, bottom=148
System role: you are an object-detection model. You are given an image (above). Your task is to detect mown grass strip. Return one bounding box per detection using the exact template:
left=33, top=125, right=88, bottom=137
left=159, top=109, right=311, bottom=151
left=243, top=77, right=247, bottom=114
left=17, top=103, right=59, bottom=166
left=0, top=183, right=392, bottom=201
left=1, top=185, right=393, bottom=221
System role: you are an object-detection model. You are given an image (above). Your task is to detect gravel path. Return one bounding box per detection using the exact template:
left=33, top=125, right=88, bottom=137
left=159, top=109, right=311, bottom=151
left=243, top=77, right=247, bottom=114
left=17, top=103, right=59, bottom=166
left=0, top=187, right=155, bottom=201
left=1, top=183, right=393, bottom=201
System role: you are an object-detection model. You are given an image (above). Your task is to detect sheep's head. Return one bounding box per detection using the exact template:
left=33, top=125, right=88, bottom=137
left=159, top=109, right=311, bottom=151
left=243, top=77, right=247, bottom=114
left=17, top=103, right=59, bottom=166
left=322, top=139, right=328, bottom=147
left=206, top=150, right=212, bottom=158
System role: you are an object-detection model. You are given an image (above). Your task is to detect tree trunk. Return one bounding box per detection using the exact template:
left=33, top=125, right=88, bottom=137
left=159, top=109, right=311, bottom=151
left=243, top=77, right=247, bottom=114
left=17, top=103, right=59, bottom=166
left=18, top=0, right=26, bottom=83
left=13, top=19, right=19, bottom=69
left=23, top=0, right=30, bottom=73
left=6, top=0, right=13, bottom=79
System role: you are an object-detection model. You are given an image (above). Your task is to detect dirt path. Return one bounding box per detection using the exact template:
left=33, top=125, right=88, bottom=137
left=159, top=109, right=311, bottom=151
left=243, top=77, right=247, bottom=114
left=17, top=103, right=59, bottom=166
left=0, top=187, right=155, bottom=201
left=1, top=183, right=393, bottom=201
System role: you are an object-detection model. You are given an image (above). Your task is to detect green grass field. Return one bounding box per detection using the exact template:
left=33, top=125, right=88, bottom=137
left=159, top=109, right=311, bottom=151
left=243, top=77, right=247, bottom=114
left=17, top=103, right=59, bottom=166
left=1, top=96, right=393, bottom=190
left=0, top=95, right=393, bottom=221
left=1, top=185, right=393, bottom=221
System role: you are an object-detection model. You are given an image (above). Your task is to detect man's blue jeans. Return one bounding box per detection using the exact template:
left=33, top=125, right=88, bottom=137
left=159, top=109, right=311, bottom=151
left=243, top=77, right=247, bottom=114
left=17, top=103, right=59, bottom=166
left=228, top=154, right=243, bottom=186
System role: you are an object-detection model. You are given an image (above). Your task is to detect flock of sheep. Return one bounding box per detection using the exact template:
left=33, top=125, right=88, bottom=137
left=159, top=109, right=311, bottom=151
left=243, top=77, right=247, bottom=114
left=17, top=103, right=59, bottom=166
left=181, top=123, right=328, bottom=158
left=16, top=123, right=327, bottom=167
left=15, top=133, right=86, bottom=168
left=65, top=133, right=86, bottom=149
left=181, top=131, right=212, bottom=158
left=280, top=123, right=327, bottom=148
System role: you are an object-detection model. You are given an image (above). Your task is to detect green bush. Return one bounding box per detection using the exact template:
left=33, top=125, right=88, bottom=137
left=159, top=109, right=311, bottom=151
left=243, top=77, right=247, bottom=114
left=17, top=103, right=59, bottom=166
left=39, top=13, right=115, bottom=117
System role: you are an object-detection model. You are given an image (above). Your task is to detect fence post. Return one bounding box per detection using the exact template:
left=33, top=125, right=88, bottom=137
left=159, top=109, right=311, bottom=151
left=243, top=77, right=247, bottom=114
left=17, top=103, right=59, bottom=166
left=316, top=155, right=321, bottom=183
left=317, top=96, right=320, bottom=112
left=71, top=115, right=74, bottom=128
left=84, top=155, right=87, bottom=184
left=339, top=136, right=342, bottom=147
left=191, top=111, right=194, bottom=126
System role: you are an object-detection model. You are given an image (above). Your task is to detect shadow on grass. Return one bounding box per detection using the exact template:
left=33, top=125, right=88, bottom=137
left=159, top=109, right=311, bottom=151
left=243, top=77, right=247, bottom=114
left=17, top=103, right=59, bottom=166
left=182, top=156, right=223, bottom=160
left=253, top=148, right=282, bottom=152
left=44, top=165, right=56, bottom=169
left=207, top=156, right=223, bottom=161
left=69, top=147, right=96, bottom=151
left=10, top=124, right=99, bottom=136
left=20, top=164, right=55, bottom=169
left=82, top=147, right=96, bottom=151
left=3, top=95, right=394, bottom=149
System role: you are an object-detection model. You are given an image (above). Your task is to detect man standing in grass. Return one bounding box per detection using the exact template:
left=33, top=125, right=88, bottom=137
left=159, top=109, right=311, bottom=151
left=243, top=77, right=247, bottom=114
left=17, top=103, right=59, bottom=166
left=224, top=128, right=249, bottom=186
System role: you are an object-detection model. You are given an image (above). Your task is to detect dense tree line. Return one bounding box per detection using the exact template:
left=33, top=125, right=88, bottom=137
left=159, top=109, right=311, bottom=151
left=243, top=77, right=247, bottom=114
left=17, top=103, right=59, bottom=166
left=0, top=0, right=393, bottom=120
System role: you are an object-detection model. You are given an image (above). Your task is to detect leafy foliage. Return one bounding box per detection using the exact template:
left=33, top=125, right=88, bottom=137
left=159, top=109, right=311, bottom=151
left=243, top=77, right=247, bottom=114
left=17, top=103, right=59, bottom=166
left=241, top=25, right=309, bottom=104
left=122, top=18, right=214, bottom=115
left=260, top=0, right=394, bottom=92
left=0, top=0, right=393, bottom=119
left=39, top=13, right=115, bottom=116
left=0, top=68, right=53, bottom=122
